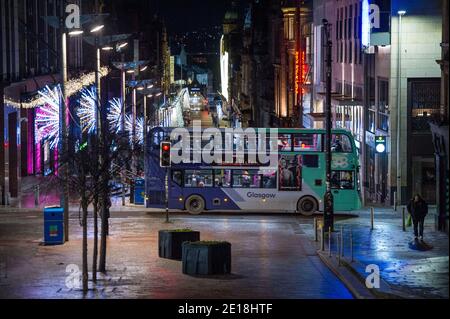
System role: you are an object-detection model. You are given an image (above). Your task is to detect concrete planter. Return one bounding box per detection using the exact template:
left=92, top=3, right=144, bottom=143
left=182, top=241, right=231, bottom=275
left=158, top=230, right=200, bottom=260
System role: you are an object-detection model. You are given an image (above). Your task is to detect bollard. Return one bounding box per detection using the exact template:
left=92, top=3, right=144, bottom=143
left=121, top=181, right=126, bottom=206
left=393, top=191, right=397, bottom=211
left=328, top=227, right=332, bottom=257
left=320, top=225, right=325, bottom=251
left=337, top=233, right=341, bottom=266
left=370, top=207, right=374, bottom=230
left=340, top=226, right=344, bottom=257
left=34, top=185, right=40, bottom=207
left=350, top=228, right=354, bottom=263
left=402, top=207, right=406, bottom=231
left=314, top=218, right=318, bottom=242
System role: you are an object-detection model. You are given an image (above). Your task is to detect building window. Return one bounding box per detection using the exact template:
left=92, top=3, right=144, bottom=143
left=409, top=78, right=441, bottom=131
left=378, top=79, right=389, bottom=131
left=284, top=16, right=295, bottom=40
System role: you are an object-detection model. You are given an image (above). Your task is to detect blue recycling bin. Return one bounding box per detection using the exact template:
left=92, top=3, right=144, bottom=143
left=44, top=206, right=64, bottom=245
left=134, top=179, right=145, bottom=205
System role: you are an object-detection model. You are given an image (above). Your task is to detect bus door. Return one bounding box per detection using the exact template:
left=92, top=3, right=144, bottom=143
left=330, top=170, right=357, bottom=211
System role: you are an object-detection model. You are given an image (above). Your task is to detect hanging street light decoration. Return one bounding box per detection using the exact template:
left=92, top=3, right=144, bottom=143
left=77, top=86, right=97, bottom=134
left=107, top=98, right=124, bottom=133
left=125, top=114, right=144, bottom=145
left=4, top=67, right=110, bottom=109
left=34, top=85, right=62, bottom=150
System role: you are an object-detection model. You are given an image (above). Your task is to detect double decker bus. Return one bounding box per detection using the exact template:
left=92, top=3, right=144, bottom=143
left=145, top=127, right=362, bottom=215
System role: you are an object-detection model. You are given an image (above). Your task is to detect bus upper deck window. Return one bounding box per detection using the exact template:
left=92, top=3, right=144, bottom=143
left=278, top=134, right=292, bottom=151
left=331, top=134, right=352, bottom=153
left=293, top=134, right=321, bottom=151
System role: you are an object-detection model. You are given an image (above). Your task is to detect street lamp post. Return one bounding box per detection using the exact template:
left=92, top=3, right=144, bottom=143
left=323, top=19, right=334, bottom=231
left=59, top=3, right=70, bottom=243
left=396, top=10, right=406, bottom=207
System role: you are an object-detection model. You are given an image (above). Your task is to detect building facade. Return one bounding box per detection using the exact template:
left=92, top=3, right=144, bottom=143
left=1, top=0, right=85, bottom=203
left=310, top=0, right=443, bottom=208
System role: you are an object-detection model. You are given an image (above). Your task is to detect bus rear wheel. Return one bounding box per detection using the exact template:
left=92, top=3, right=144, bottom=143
left=297, top=196, right=318, bottom=216
left=185, top=195, right=205, bottom=215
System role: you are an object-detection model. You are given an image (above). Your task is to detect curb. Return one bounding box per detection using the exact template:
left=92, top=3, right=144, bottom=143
left=317, top=251, right=375, bottom=299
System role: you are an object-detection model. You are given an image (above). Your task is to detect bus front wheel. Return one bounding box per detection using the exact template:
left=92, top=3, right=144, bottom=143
left=297, top=196, right=318, bottom=216
left=185, top=195, right=205, bottom=215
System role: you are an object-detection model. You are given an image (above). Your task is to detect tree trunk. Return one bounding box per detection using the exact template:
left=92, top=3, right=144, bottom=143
left=99, top=202, right=108, bottom=272
left=82, top=198, right=89, bottom=293
left=92, top=197, right=98, bottom=283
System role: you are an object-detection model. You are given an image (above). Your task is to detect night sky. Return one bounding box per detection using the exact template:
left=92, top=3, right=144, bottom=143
left=152, top=0, right=234, bottom=33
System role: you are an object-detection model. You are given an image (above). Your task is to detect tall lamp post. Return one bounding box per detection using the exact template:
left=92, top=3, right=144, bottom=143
left=396, top=10, right=406, bottom=208
left=45, top=9, right=107, bottom=242
left=323, top=19, right=334, bottom=231
left=58, top=5, right=70, bottom=242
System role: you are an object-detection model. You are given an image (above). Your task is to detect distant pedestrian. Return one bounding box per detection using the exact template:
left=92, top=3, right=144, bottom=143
left=406, top=194, right=428, bottom=241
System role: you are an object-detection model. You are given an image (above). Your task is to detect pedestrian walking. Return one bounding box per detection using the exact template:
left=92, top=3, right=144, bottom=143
left=406, top=194, right=428, bottom=241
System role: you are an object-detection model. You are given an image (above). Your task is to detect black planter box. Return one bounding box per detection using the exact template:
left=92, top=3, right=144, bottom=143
left=182, top=241, right=232, bottom=275
left=159, top=230, right=200, bottom=260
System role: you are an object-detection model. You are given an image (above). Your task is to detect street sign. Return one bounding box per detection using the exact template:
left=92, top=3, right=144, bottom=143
left=375, top=136, right=387, bottom=153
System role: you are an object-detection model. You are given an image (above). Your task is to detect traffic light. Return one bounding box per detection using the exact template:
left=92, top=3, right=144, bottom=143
left=160, top=142, right=171, bottom=167
left=375, top=136, right=387, bottom=153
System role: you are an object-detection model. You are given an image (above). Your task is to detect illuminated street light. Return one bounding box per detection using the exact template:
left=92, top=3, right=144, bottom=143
left=140, top=65, right=148, bottom=72
left=126, top=69, right=135, bottom=74
left=118, top=42, right=128, bottom=49
left=68, top=29, right=84, bottom=36
left=90, top=24, right=105, bottom=33
left=397, top=10, right=406, bottom=15
left=102, top=46, right=114, bottom=51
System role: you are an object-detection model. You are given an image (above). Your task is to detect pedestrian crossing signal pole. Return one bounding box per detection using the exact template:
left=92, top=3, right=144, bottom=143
left=160, top=142, right=171, bottom=223
left=323, top=19, right=334, bottom=232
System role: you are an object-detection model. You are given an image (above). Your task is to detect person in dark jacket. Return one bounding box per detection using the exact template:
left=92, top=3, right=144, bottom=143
left=406, top=194, right=428, bottom=241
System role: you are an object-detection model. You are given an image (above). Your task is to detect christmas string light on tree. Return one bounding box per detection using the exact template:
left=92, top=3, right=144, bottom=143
left=107, top=98, right=123, bottom=133
left=34, top=85, right=61, bottom=149
left=4, top=67, right=110, bottom=109
left=77, top=86, right=97, bottom=134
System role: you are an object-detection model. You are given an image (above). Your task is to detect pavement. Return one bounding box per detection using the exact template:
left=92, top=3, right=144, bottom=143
left=0, top=210, right=353, bottom=299
left=302, top=207, right=449, bottom=299
left=1, top=177, right=448, bottom=299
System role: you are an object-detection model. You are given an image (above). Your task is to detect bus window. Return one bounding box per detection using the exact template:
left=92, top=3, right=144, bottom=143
left=184, top=170, right=213, bottom=188
left=331, top=171, right=354, bottom=189
left=293, top=134, right=322, bottom=151
left=331, top=134, right=352, bottom=153
left=172, top=170, right=183, bottom=187
left=232, top=170, right=261, bottom=188
left=262, top=170, right=277, bottom=189
left=278, top=134, right=292, bottom=151
left=214, top=170, right=231, bottom=188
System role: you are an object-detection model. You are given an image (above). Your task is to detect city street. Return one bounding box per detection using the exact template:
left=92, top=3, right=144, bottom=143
left=0, top=0, right=448, bottom=306
left=0, top=210, right=352, bottom=299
